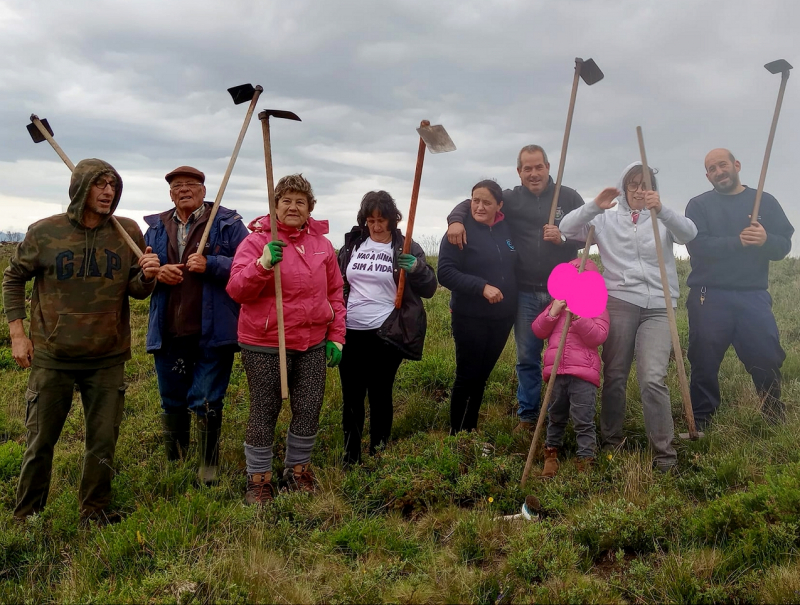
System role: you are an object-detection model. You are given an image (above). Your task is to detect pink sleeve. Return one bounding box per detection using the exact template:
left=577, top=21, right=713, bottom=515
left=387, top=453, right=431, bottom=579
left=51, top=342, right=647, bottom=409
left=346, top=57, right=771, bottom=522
left=571, top=309, right=610, bottom=347
left=225, top=234, right=275, bottom=304
left=532, top=304, right=557, bottom=339
left=324, top=240, right=347, bottom=344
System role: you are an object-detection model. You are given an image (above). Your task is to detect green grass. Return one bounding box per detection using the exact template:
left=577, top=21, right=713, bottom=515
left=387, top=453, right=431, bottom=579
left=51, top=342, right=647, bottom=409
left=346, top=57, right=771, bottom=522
left=1, top=240, right=800, bottom=603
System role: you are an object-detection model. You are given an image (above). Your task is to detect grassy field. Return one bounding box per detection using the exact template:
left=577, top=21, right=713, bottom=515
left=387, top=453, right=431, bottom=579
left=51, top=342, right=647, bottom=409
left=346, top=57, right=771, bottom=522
left=1, top=240, right=799, bottom=604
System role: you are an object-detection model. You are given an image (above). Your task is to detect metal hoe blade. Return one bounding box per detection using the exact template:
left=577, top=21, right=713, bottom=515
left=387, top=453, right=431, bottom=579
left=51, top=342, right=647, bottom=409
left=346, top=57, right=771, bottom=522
left=576, top=58, right=604, bottom=85
left=259, top=109, right=301, bottom=122
left=227, top=83, right=259, bottom=105
left=416, top=124, right=456, bottom=154
left=765, top=59, right=793, bottom=74
left=27, top=115, right=54, bottom=143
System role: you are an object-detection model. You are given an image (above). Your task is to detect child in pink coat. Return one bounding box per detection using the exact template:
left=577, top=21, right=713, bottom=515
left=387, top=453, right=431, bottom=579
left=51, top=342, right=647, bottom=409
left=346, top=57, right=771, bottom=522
left=531, top=258, right=610, bottom=477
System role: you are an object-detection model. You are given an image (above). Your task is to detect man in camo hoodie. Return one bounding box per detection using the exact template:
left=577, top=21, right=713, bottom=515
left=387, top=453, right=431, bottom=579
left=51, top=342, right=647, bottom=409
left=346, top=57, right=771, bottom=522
left=3, top=158, right=160, bottom=524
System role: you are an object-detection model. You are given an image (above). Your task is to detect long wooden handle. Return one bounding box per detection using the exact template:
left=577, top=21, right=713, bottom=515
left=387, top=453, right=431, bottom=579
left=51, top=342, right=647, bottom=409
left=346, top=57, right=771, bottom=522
left=637, top=126, right=697, bottom=439
left=394, top=120, right=429, bottom=309
left=31, top=116, right=143, bottom=259
left=260, top=116, right=289, bottom=400
left=521, top=226, right=595, bottom=486
left=548, top=63, right=582, bottom=225
left=198, top=86, right=263, bottom=254
left=751, top=70, right=790, bottom=222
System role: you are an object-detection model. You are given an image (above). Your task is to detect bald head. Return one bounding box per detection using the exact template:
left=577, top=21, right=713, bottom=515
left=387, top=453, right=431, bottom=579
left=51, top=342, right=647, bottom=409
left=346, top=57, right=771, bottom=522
left=705, top=148, right=743, bottom=195
left=704, top=148, right=736, bottom=169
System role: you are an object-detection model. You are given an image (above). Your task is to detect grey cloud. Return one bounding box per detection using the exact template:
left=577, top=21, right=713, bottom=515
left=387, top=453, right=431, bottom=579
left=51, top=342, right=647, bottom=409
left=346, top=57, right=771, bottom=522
left=1, top=0, right=797, bottom=252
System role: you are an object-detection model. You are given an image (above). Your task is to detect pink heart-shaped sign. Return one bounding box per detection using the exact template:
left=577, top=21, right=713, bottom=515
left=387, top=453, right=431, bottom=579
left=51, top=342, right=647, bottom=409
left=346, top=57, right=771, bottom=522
left=547, top=263, right=608, bottom=318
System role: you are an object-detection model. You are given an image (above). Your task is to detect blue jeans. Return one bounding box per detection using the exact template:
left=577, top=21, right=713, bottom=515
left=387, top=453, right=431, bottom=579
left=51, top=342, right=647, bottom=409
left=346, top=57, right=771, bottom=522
left=153, top=336, right=237, bottom=417
left=514, top=290, right=551, bottom=422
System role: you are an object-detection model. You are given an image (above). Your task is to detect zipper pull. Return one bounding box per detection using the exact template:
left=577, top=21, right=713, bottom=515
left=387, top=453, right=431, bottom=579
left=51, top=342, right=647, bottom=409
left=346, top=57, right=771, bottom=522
left=700, top=286, right=706, bottom=306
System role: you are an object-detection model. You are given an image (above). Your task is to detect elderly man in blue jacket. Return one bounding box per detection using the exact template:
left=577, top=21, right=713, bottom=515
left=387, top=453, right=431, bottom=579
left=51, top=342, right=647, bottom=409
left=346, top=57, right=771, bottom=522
left=144, top=166, right=249, bottom=484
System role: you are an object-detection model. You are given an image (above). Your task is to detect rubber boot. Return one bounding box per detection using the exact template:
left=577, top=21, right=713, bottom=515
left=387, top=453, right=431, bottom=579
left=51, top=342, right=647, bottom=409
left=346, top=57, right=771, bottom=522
left=197, top=412, right=222, bottom=485
left=541, top=447, right=559, bottom=479
left=161, top=412, right=191, bottom=461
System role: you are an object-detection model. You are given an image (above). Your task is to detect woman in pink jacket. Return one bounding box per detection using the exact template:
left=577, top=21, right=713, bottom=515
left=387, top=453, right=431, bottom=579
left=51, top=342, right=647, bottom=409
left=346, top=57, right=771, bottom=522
left=531, top=258, right=610, bottom=478
left=227, top=174, right=346, bottom=504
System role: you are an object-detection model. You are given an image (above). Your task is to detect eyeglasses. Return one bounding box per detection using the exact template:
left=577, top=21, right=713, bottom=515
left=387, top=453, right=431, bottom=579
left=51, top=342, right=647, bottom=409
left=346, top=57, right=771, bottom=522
left=626, top=181, right=647, bottom=192
left=170, top=182, right=203, bottom=191
left=93, top=178, right=117, bottom=191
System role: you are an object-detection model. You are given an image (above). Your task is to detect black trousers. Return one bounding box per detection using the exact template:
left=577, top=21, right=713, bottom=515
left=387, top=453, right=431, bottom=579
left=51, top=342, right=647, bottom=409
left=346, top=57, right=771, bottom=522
left=339, top=328, right=404, bottom=464
left=450, top=313, right=514, bottom=434
left=687, top=287, right=786, bottom=426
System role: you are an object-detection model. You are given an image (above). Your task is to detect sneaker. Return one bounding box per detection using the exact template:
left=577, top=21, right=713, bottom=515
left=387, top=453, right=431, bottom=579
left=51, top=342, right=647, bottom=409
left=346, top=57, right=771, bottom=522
left=283, top=463, right=316, bottom=493
left=245, top=472, right=274, bottom=505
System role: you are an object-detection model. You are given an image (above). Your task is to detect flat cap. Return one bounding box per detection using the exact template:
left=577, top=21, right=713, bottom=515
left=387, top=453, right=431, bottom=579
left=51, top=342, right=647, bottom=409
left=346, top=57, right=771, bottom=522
left=164, top=166, right=205, bottom=184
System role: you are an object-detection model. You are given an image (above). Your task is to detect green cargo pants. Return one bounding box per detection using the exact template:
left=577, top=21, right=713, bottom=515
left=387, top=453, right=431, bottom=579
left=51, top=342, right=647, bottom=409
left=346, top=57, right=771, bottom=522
left=14, top=363, right=127, bottom=519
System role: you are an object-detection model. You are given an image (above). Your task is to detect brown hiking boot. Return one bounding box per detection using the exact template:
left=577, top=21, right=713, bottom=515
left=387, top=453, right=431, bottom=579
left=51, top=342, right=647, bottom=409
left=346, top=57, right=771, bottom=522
left=576, top=457, right=595, bottom=473
left=540, top=447, right=559, bottom=478
left=245, top=472, right=274, bottom=505
left=513, top=420, right=535, bottom=433
left=284, top=463, right=316, bottom=493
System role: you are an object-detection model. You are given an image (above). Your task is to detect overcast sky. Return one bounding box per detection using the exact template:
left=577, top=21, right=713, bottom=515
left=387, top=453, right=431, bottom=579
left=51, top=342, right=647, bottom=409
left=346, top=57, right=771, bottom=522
left=1, top=0, right=797, bottom=256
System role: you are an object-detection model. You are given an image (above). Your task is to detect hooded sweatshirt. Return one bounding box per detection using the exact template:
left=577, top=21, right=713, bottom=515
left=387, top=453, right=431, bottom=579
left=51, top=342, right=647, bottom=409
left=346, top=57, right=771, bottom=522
left=2, top=158, right=155, bottom=369
left=558, top=162, right=698, bottom=309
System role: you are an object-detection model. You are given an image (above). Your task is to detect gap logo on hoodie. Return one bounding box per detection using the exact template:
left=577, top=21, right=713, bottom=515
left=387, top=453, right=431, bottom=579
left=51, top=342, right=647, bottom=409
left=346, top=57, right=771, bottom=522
left=56, top=247, right=123, bottom=281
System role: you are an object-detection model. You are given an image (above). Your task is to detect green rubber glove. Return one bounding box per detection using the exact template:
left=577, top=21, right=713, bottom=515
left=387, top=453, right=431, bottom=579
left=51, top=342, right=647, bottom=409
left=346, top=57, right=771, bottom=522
left=398, top=253, right=418, bottom=272
left=258, top=240, right=287, bottom=270
left=326, top=341, right=343, bottom=367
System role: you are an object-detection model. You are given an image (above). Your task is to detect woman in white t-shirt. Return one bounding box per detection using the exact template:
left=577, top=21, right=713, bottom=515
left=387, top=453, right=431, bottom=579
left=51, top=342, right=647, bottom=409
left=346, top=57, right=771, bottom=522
left=337, top=191, right=438, bottom=466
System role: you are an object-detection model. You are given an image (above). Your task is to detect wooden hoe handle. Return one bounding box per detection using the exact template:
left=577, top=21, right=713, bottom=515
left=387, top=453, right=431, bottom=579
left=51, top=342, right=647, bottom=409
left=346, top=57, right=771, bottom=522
left=394, top=120, right=429, bottom=309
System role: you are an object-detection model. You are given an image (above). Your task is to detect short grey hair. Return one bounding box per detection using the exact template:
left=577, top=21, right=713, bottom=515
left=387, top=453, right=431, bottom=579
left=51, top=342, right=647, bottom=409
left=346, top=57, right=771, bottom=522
left=517, top=145, right=549, bottom=170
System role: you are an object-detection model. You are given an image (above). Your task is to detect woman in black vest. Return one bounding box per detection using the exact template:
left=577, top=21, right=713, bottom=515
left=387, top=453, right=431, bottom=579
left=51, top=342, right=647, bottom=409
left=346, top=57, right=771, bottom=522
left=337, top=191, right=438, bottom=466
left=438, top=180, right=518, bottom=434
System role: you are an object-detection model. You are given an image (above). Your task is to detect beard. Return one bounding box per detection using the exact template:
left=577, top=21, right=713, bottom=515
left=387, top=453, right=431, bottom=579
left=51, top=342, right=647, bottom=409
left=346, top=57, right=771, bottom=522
left=712, top=171, right=741, bottom=194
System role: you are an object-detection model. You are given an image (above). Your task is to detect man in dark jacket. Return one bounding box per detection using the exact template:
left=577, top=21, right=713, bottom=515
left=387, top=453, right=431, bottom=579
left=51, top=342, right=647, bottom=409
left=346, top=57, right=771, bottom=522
left=3, top=158, right=160, bottom=523
left=144, top=166, right=248, bottom=484
left=686, top=148, right=794, bottom=429
left=446, top=146, right=585, bottom=430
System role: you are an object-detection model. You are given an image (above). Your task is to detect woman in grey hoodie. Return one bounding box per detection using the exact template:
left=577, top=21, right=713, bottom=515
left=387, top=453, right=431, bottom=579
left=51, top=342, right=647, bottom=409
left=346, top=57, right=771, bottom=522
left=559, top=162, right=697, bottom=471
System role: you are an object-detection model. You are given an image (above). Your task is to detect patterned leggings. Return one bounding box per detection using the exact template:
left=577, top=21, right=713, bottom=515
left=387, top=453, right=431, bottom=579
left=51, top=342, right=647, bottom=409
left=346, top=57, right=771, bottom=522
left=241, top=347, right=327, bottom=447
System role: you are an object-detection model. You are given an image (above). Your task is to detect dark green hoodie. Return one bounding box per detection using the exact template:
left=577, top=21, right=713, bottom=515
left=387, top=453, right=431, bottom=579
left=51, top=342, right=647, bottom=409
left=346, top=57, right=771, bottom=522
left=2, top=158, right=155, bottom=370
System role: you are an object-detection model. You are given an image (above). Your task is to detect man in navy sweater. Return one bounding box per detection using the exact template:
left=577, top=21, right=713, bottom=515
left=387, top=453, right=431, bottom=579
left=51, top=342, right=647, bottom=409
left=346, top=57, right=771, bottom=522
left=685, top=148, right=794, bottom=429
